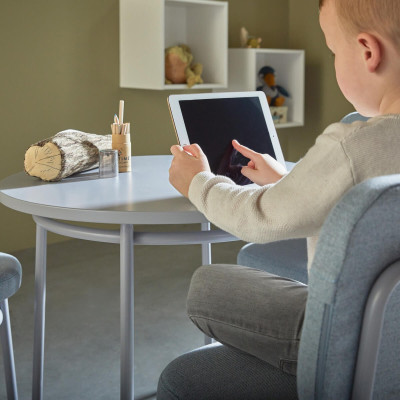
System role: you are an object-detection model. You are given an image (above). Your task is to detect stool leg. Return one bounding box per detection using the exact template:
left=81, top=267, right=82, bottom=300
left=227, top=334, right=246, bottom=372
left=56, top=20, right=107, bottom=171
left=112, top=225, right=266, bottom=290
left=201, top=222, right=211, bottom=266
left=32, top=224, right=47, bottom=400
left=0, top=299, right=18, bottom=400
left=201, top=223, right=213, bottom=346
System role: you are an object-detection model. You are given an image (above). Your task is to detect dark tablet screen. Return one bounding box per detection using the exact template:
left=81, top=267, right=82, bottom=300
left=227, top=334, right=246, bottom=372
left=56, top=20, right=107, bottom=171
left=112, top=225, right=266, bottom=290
left=179, top=97, right=276, bottom=185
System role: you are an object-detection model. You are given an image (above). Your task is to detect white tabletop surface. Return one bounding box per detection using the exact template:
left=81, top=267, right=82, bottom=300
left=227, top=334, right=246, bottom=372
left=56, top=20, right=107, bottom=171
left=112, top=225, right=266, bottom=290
left=0, top=155, right=208, bottom=225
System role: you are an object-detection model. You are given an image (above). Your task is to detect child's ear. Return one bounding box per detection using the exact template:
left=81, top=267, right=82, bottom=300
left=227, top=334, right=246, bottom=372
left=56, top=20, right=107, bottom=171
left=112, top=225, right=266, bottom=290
left=357, top=33, right=382, bottom=73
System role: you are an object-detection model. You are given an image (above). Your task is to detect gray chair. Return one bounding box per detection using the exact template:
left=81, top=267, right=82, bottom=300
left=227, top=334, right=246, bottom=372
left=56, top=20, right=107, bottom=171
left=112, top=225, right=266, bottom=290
left=237, top=111, right=370, bottom=285
left=0, top=253, right=22, bottom=400
left=157, top=173, right=400, bottom=399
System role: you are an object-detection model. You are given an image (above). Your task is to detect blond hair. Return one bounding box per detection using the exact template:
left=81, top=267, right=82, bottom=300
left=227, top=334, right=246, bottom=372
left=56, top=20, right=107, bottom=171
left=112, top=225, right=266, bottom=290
left=319, top=0, right=400, bottom=45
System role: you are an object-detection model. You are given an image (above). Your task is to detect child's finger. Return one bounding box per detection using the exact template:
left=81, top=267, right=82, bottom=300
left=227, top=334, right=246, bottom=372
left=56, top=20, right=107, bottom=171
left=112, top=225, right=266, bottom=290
left=170, top=145, right=184, bottom=156
left=240, top=165, right=256, bottom=181
left=232, top=140, right=258, bottom=159
left=247, top=160, right=256, bottom=169
left=183, top=143, right=203, bottom=158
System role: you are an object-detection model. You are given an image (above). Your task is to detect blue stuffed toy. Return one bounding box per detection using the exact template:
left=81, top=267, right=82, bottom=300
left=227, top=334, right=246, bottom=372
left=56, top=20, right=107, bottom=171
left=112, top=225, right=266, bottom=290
left=257, top=66, right=289, bottom=106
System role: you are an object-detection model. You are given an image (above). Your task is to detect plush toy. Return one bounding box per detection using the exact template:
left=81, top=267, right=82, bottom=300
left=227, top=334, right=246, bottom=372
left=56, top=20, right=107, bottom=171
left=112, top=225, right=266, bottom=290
left=240, top=27, right=262, bottom=48
left=257, top=66, right=289, bottom=106
left=165, top=45, right=203, bottom=88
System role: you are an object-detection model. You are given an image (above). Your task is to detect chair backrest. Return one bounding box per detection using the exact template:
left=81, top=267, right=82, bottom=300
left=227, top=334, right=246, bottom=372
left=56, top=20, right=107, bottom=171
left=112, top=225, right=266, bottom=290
left=340, top=111, right=369, bottom=124
left=297, top=174, right=400, bottom=400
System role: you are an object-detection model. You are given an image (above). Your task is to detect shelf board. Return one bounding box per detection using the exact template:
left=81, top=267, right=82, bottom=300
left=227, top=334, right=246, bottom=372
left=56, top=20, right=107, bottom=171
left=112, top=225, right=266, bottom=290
left=167, top=0, right=227, bottom=6
left=275, top=121, right=303, bottom=129
left=163, top=83, right=228, bottom=90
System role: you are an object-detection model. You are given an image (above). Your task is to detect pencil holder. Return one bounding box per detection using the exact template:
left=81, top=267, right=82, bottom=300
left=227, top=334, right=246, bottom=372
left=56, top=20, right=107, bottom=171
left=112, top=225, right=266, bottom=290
left=112, top=133, right=131, bottom=172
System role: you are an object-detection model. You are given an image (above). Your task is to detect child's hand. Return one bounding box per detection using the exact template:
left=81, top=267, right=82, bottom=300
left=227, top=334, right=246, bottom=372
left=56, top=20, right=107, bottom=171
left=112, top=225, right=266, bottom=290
left=169, top=144, right=211, bottom=198
left=232, top=140, right=287, bottom=185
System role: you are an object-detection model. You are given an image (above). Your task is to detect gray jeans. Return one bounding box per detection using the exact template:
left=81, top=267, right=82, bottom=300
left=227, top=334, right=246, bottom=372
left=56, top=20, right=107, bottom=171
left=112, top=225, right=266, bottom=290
left=187, top=264, right=308, bottom=375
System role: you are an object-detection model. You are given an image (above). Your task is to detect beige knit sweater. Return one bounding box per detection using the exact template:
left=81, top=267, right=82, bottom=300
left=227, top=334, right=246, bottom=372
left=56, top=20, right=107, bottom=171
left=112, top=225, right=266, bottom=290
left=188, top=115, right=400, bottom=271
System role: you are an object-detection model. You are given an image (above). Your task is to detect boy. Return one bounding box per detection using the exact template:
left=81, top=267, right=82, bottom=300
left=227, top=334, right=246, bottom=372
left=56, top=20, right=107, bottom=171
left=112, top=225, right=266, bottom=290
left=167, top=0, right=400, bottom=377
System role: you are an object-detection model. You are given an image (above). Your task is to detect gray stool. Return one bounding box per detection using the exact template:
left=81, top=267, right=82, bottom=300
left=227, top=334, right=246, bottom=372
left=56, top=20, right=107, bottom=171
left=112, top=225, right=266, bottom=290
left=0, top=252, right=22, bottom=400
left=237, top=239, right=308, bottom=284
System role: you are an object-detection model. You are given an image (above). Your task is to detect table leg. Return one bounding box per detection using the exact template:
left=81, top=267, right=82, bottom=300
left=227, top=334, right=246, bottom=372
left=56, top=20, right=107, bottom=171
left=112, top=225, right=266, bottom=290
left=32, top=224, right=47, bottom=400
left=120, top=224, right=134, bottom=400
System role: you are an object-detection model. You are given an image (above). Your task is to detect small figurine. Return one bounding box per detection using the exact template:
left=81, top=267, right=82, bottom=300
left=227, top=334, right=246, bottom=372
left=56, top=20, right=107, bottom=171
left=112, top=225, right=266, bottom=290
left=257, top=66, right=289, bottom=106
left=240, top=27, right=262, bottom=48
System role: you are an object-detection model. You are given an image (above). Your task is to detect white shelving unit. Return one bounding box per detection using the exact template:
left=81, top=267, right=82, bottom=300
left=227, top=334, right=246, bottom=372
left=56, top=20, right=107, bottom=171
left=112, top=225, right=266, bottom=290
left=227, top=49, right=305, bottom=128
left=120, top=0, right=228, bottom=90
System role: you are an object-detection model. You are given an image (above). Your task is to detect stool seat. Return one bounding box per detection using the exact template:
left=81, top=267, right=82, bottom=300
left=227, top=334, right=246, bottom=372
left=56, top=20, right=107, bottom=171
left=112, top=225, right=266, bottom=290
left=237, top=239, right=308, bottom=284
left=0, top=251, right=22, bottom=399
left=0, top=253, right=22, bottom=302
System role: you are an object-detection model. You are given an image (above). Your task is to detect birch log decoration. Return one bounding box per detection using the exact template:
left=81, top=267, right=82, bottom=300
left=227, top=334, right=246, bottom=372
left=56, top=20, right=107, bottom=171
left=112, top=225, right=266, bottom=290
left=24, top=130, right=112, bottom=181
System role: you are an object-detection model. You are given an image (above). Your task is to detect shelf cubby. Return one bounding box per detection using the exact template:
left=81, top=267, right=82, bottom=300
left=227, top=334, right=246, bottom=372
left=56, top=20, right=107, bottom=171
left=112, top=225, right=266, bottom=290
left=226, top=48, right=305, bottom=128
left=120, top=0, right=228, bottom=90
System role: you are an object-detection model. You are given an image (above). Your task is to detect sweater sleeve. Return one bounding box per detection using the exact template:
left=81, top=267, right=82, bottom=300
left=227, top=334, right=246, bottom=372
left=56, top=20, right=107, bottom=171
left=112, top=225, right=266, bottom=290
left=188, top=125, right=355, bottom=243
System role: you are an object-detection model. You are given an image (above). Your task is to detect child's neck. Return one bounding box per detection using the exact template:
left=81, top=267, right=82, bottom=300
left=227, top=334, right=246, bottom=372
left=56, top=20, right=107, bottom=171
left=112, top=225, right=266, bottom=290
left=379, top=88, right=400, bottom=115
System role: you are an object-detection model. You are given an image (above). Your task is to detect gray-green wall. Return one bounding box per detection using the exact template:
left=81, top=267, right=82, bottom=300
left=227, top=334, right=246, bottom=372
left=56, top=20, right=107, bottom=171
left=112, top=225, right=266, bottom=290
left=0, top=0, right=353, bottom=252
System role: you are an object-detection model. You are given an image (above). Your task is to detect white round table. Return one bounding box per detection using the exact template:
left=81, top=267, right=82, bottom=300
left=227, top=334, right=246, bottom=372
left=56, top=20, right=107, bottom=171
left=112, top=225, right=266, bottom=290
left=0, top=155, right=237, bottom=400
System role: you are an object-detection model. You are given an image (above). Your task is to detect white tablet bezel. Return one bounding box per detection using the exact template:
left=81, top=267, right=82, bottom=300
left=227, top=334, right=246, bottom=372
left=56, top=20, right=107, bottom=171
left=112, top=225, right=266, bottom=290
left=167, top=91, right=285, bottom=167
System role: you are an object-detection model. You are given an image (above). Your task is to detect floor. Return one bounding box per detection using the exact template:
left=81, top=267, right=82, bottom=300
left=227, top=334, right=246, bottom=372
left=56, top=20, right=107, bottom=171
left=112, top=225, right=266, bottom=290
left=0, top=231, right=245, bottom=400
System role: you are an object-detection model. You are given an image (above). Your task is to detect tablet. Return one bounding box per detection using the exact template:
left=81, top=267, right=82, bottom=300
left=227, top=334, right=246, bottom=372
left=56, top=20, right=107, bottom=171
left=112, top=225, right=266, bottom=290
left=168, top=91, right=285, bottom=185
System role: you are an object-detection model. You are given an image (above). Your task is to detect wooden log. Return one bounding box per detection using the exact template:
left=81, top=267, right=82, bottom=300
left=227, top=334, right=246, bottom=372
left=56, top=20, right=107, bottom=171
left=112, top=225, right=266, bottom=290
left=24, top=130, right=112, bottom=181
